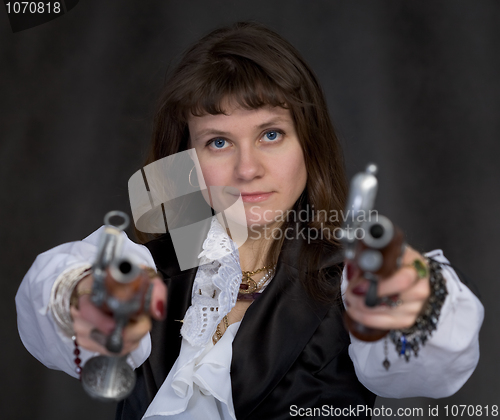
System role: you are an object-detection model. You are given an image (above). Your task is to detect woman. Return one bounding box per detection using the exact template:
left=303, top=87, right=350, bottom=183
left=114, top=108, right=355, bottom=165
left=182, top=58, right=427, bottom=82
left=16, top=22, right=483, bottom=420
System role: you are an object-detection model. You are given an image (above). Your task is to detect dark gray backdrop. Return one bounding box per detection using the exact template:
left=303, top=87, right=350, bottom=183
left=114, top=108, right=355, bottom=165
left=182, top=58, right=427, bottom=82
left=1, top=1, right=499, bottom=419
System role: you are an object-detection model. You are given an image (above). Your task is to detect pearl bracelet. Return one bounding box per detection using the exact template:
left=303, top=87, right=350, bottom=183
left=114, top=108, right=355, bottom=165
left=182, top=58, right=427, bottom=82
left=49, top=265, right=92, bottom=338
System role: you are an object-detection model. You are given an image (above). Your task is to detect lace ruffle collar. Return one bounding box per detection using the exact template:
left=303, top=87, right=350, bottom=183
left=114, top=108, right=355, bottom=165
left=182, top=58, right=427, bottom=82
left=180, top=217, right=242, bottom=347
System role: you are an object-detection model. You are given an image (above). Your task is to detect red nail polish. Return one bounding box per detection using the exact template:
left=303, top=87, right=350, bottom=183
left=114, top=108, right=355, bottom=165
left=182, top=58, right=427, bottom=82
left=156, top=300, right=165, bottom=319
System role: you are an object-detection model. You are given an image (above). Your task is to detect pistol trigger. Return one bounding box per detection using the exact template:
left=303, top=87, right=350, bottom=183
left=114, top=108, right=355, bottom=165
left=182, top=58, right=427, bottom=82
left=106, top=318, right=127, bottom=354
left=365, top=277, right=379, bottom=308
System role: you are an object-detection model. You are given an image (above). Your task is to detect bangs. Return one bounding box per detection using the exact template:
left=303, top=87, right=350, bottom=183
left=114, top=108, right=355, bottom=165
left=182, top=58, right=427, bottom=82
left=182, top=56, right=295, bottom=118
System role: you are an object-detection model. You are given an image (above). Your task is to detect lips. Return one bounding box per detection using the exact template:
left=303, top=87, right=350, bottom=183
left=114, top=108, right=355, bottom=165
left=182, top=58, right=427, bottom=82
left=224, top=187, right=274, bottom=203
left=239, top=191, right=274, bottom=203
left=241, top=191, right=270, bottom=196
left=241, top=192, right=274, bottom=203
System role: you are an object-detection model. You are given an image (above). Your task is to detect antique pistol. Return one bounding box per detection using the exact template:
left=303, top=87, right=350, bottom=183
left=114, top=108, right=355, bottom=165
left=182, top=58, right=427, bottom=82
left=341, top=164, right=405, bottom=341
left=81, top=211, right=154, bottom=401
left=90, top=210, right=153, bottom=353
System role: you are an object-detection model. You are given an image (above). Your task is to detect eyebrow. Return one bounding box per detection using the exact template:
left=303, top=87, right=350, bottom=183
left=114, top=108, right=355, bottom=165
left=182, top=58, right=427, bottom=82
left=193, top=118, right=291, bottom=140
left=255, top=118, right=290, bottom=130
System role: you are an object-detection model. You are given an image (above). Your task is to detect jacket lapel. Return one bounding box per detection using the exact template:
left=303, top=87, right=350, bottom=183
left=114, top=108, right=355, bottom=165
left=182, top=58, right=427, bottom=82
left=231, top=232, right=343, bottom=419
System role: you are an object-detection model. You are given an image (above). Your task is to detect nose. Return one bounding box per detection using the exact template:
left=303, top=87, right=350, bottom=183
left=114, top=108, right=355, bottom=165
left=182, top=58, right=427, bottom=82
left=234, top=145, right=265, bottom=181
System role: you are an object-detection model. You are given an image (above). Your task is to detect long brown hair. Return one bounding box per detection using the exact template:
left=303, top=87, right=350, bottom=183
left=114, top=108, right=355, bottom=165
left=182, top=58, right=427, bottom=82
left=139, top=21, right=347, bottom=302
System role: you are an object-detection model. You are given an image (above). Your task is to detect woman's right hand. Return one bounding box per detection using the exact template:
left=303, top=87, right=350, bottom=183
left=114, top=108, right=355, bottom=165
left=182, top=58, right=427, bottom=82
left=69, top=270, right=167, bottom=356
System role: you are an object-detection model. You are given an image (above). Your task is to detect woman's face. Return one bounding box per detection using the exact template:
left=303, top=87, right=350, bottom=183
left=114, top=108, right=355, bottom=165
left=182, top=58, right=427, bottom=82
left=188, top=103, right=307, bottom=231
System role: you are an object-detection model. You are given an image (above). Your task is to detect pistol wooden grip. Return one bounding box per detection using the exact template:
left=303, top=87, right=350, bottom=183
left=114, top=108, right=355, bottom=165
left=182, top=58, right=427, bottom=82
left=103, top=270, right=152, bottom=315
left=364, top=227, right=405, bottom=278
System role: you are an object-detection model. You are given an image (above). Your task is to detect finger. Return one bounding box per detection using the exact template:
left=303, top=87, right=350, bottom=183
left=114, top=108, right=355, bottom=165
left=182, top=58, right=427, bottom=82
left=346, top=290, right=423, bottom=317
left=70, top=273, right=116, bottom=335
left=375, top=265, right=423, bottom=296
left=149, top=276, right=167, bottom=321
left=374, top=245, right=428, bottom=296
left=347, top=263, right=429, bottom=300
left=397, top=275, right=431, bottom=303
left=116, top=317, right=152, bottom=355
left=346, top=309, right=418, bottom=331
left=345, top=296, right=423, bottom=330
left=123, top=314, right=152, bottom=345
left=73, top=312, right=150, bottom=356
left=72, top=316, right=116, bottom=355
left=72, top=294, right=116, bottom=335
left=345, top=275, right=429, bottom=308
left=344, top=278, right=430, bottom=331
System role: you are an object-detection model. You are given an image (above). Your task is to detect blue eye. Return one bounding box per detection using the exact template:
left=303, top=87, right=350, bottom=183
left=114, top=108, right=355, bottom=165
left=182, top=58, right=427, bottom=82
left=211, top=138, right=227, bottom=149
left=264, top=131, right=281, bottom=141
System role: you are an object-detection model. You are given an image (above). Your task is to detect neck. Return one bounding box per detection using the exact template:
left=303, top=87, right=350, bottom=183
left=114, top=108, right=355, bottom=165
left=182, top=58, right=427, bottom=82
left=236, top=221, right=281, bottom=271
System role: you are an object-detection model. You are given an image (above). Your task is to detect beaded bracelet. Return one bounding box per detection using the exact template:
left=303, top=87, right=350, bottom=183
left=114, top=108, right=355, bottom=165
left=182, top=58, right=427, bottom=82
left=71, top=335, right=83, bottom=379
left=383, top=257, right=448, bottom=369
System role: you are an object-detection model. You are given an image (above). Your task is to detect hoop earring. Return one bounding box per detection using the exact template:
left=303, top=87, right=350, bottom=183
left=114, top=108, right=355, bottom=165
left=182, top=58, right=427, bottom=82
left=189, top=166, right=199, bottom=188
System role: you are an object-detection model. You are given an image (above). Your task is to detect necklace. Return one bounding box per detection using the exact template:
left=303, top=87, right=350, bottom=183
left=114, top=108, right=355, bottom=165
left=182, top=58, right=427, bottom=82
left=239, top=263, right=276, bottom=294
left=237, top=265, right=276, bottom=301
left=213, top=264, right=278, bottom=344
left=213, top=315, right=229, bottom=345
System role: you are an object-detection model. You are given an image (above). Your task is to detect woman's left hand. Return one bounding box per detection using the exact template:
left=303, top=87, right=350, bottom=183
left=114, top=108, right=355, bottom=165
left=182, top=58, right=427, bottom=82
left=344, top=245, right=430, bottom=331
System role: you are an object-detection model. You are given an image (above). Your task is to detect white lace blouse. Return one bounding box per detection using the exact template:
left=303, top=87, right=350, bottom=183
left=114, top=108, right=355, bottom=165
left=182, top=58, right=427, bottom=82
left=144, top=217, right=243, bottom=420
left=16, top=217, right=484, bottom=419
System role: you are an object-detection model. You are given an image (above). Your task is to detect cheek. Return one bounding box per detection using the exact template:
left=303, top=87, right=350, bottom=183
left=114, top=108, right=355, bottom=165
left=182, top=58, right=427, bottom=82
left=197, top=161, right=225, bottom=186
left=278, top=151, right=307, bottom=195
left=196, top=161, right=236, bottom=212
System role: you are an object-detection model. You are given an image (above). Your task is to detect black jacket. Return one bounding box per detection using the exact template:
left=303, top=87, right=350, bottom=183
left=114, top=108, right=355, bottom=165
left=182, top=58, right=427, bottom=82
left=116, top=228, right=376, bottom=420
